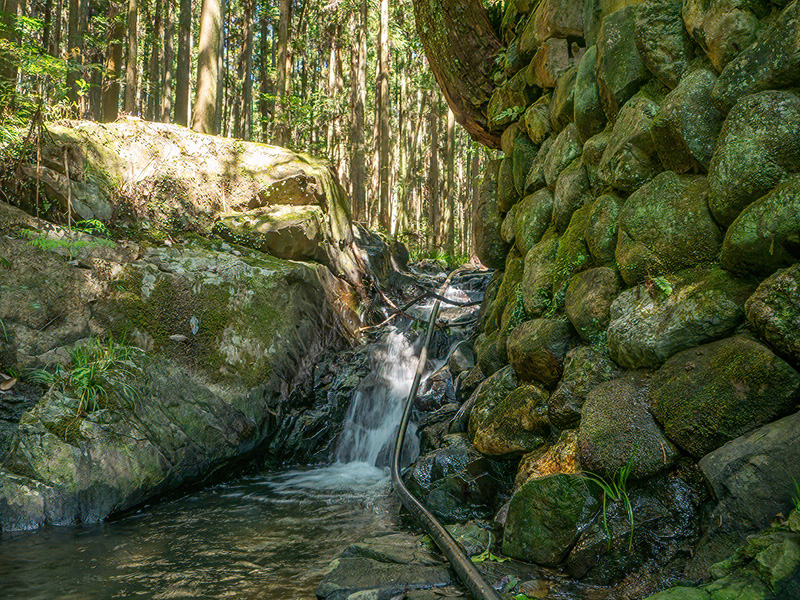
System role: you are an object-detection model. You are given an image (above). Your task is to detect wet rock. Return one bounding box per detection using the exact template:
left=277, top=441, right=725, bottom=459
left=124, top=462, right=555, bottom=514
left=513, top=134, right=540, bottom=197
left=578, top=374, right=679, bottom=480
left=405, top=433, right=513, bottom=523
left=513, top=188, right=553, bottom=256
left=474, top=161, right=511, bottom=270
left=502, top=473, right=601, bottom=566
left=585, top=193, right=622, bottom=267
left=444, top=521, right=492, bottom=557
left=552, top=201, right=594, bottom=297
left=488, top=70, right=540, bottom=131
left=634, top=0, right=694, bottom=89
left=568, top=464, right=707, bottom=588
left=712, top=1, right=800, bottom=111
left=507, top=318, right=578, bottom=389
left=418, top=404, right=461, bottom=453
left=708, top=90, right=800, bottom=228
left=650, top=336, right=800, bottom=458
left=543, top=123, right=583, bottom=188
left=466, top=366, right=519, bottom=430
left=549, top=65, right=579, bottom=132
left=746, top=264, right=800, bottom=367
left=525, top=136, right=555, bottom=193
left=521, top=227, right=559, bottom=318
left=573, top=46, right=607, bottom=142
left=526, top=38, right=574, bottom=90
left=447, top=343, right=475, bottom=377
left=416, top=368, right=456, bottom=412
left=598, top=89, right=663, bottom=193
left=615, top=172, right=722, bottom=286
left=607, top=268, right=753, bottom=369
left=471, top=383, right=550, bottom=457
left=475, top=331, right=508, bottom=377
left=682, top=0, right=767, bottom=72
left=652, top=69, right=725, bottom=173
left=596, top=6, right=652, bottom=121
left=515, top=430, right=579, bottom=489
left=721, top=174, right=800, bottom=275
left=565, top=267, right=621, bottom=344
left=523, top=93, right=553, bottom=146
left=552, top=158, right=592, bottom=235
left=498, top=157, right=520, bottom=212
left=549, top=346, right=622, bottom=430
left=456, top=366, right=485, bottom=404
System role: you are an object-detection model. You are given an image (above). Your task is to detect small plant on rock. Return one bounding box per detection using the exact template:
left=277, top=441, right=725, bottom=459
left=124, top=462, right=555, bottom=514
left=581, top=457, right=635, bottom=551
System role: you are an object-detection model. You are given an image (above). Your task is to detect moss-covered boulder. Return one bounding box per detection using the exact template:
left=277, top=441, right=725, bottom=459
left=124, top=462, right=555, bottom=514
left=581, top=129, right=612, bottom=191
left=712, top=0, right=800, bottom=111
left=525, top=136, right=555, bottom=193
left=471, top=383, right=550, bottom=457
left=498, top=157, right=521, bottom=212
left=488, top=70, right=540, bottom=131
left=585, top=193, right=622, bottom=266
left=682, top=0, right=768, bottom=72
left=573, top=46, right=608, bottom=142
left=746, top=264, right=800, bottom=367
left=721, top=174, right=800, bottom=275
left=523, top=93, right=553, bottom=145
left=521, top=227, right=559, bottom=317
left=513, top=134, right=541, bottom=196
left=466, top=365, right=519, bottom=436
left=475, top=161, right=511, bottom=269
left=507, top=318, right=578, bottom=389
left=578, top=374, right=679, bottom=480
left=652, top=69, right=725, bottom=173
left=708, top=90, right=800, bottom=228
left=549, top=64, right=579, bottom=132
left=513, top=188, right=554, bottom=256
left=552, top=200, right=594, bottom=296
left=565, top=267, right=621, bottom=344
left=650, top=336, right=800, bottom=458
left=475, top=330, right=509, bottom=377
left=596, top=6, right=653, bottom=120
left=549, top=346, right=622, bottom=429
left=516, top=430, right=580, bottom=488
left=502, top=473, right=601, bottom=566
left=615, top=172, right=722, bottom=285
left=543, top=123, right=583, bottom=188
left=607, top=268, right=754, bottom=369
left=598, top=89, right=663, bottom=193
left=634, top=0, right=694, bottom=89
left=526, top=38, right=575, bottom=90
left=517, top=0, right=587, bottom=57
left=552, top=158, right=592, bottom=235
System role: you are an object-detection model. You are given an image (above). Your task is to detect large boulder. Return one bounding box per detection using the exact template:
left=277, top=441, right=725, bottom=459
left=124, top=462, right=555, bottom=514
left=474, top=161, right=511, bottom=269
left=708, top=90, right=800, bottom=228
left=746, top=264, right=800, bottom=368
left=523, top=93, right=553, bottom=145
left=565, top=267, right=622, bottom=344
left=521, top=227, right=559, bottom=317
left=498, top=157, right=521, bottom=212
left=543, top=123, right=583, bottom=188
left=682, top=0, right=769, bottom=72
left=552, top=201, right=594, bottom=296
left=597, top=89, right=663, bottom=193
left=515, top=430, right=580, bottom=488
left=513, top=134, right=541, bottom=196
left=650, top=336, right=800, bottom=458
left=615, top=172, right=722, bottom=285
left=721, top=174, right=800, bottom=275
left=488, top=70, right=540, bottom=130
left=573, top=46, right=608, bottom=142
left=578, top=374, right=680, bottom=480
left=513, top=188, right=554, bottom=256
left=502, top=474, right=601, bottom=566
left=596, top=6, right=652, bottom=121
left=711, top=0, right=800, bottom=111
left=518, top=0, right=587, bottom=57
left=549, top=65, right=579, bottom=132
left=526, top=38, right=575, bottom=89
left=552, top=158, right=592, bottom=234
left=607, top=268, right=754, bottom=369
left=585, top=193, right=622, bottom=267
left=507, top=318, right=578, bottom=389
left=634, top=0, right=694, bottom=89
left=652, top=69, right=725, bottom=173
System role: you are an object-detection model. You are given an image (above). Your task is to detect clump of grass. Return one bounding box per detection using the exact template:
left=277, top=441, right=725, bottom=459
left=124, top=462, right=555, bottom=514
left=32, top=337, right=144, bottom=416
left=582, top=457, right=635, bottom=551
left=792, top=478, right=800, bottom=512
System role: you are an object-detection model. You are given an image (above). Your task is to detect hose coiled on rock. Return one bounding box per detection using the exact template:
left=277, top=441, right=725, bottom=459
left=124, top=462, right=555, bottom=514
left=390, top=270, right=502, bottom=600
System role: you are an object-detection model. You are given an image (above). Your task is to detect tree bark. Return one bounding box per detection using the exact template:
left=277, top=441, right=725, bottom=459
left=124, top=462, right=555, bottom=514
left=273, top=0, right=291, bottom=145
left=349, top=0, right=367, bottom=222
left=102, top=1, right=125, bottom=121
left=444, top=107, right=456, bottom=256
left=124, top=0, right=138, bottom=114
left=376, top=0, right=391, bottom=233
left=192, top=0, right=222, bottom=134
left=258, top=2, right=273, bottom=141
left=240, top=0, right=254, bottom=139
left=0, top=0, right=18, bottom=113
left=161, top=0, right=174, bottom=122
left=65, top=0, right=79, bottom=110
left=174, top=0, right=191, bottom=125
left=411, top=0, right=502, bottom=148
left=146, top=0, right=163, bottom=121
left=427, top=98, right=440, bottom=250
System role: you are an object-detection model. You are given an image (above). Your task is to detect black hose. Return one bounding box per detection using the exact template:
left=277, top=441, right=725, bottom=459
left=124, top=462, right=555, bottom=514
left=390, top=289, right=502, bottom=600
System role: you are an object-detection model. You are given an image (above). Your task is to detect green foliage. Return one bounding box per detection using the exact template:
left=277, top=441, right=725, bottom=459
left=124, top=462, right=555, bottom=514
left=493, top=105, right=525, bottom=123
left=35, top=337, right=144, bottom=416
left=792, top=478, right=800, bottom=512
left=470, top=533, right=509, bottom=564
left=73, top=219, right=111, bottom=238
left=581, top=457, right=635, bottom=551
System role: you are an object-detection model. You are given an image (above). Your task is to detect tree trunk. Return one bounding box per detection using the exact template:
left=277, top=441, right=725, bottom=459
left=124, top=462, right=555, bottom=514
left=102, top=1, right=125, bottom=121
left=240, top=0, right=254, bottom=139
left=0, top=0, right=18, bottom=113
left=192, top=0, right=222, bottom=134
left=377, top=0, right=391, bottom=233
left=273, top=0, right=291, bottom=145
left=444, top=107, right=455, bottom=257
left=161, top=0, right=174, bottom=122
left=65, top=0, right=79, bottom=110
left=349, top=0, right=367, bottom=222
left=124, top=0, right=138, bottom=114
left=411, top=0, right=502, bottom=148
left=147, top=0, right=163, bottom=121
left=427, top=99, right=440, bottom=250
left=258, top=2, right=272, bottom=142
left=174, top=0, right=191, bottom=125
left=43, top=0, right=53, bottom=55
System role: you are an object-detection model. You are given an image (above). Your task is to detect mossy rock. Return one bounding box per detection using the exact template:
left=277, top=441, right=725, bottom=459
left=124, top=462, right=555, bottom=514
left=507, top=318, right=579, bottom=389
left=513, top=188, right=554, bottom=256
left=498, top=157, right=521, bottom=212
left=521, top=227, right=559, bottom=318
left=634, top=0, right=694, bottom=90
left=524, top=93, right=553, bottom=145
left=585, top=193, right=622, bottom=267
left=746, top=263, right=800, bottom=368
left=573, top=45, right=607, bottom=142
left=543, top=123, right=583, bottom=188
left=471, top=383, right=550, bottom=457
left=565, top=266, right=621, bottom=344
left=552, top=200, right=594, bottom=297
left=552, top=157, right=592, bottom=235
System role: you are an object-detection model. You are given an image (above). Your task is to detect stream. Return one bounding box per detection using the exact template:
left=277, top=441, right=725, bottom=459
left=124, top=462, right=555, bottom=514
left=0, top=269, right=487, bottom=600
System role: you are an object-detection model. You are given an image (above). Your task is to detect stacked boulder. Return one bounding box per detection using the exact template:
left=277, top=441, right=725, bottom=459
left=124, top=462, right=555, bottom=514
left=454, top=0, right=800, bottom=596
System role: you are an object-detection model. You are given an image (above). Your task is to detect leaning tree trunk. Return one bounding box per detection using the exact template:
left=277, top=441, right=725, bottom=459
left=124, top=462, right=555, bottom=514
left=411, top=0, right=502, bottom=148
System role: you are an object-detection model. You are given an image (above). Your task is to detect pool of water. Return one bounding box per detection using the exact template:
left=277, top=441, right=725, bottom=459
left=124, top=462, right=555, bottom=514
left=0, top=463, right=399, bottom=600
